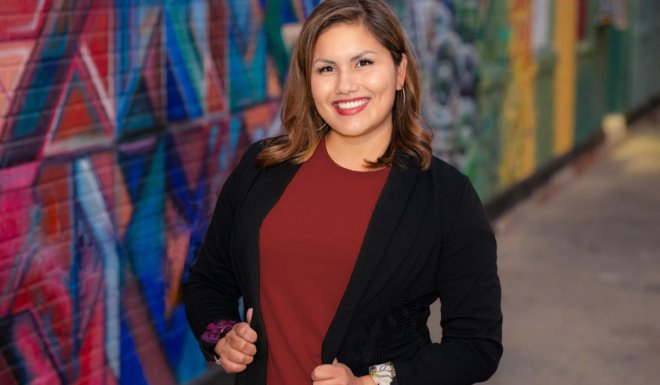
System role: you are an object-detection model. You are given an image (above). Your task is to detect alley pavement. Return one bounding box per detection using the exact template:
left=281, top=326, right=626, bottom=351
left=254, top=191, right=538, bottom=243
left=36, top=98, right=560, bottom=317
left=428, top=108, right=660, bottom=384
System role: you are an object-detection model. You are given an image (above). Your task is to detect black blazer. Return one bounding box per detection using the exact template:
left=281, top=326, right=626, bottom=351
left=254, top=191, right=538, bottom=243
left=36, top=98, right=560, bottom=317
left=184, top=138, right=503, bottom=385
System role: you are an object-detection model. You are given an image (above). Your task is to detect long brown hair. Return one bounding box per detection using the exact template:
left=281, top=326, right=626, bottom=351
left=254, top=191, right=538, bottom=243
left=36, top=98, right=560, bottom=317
left=256, top=0, right=432, bottom=171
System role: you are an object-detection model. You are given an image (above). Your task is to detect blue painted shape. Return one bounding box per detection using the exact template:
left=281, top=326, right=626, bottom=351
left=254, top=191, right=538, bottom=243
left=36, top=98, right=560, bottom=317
left=166, top=59, right=189, bottom=122
left=118, top=151, right=150, bottom=203
left=165, top=134, right=194, bottom=223
left=120, top=318, right=149, bottom=385
left=229, top=116, right=242, bottom=158
left=229, top=35, right=255, bottom=110
left=283, top=0, right=298, bottom=24
left=249, top=29, right=267, bottom=102
left=227, top=0, right=253, bottom=40
left=115, top=0, right=131, bottom=100
left=124, top=139, right=167, bottom=338
left=124, top=78, right=156, bottom=133
left=176, top=316, right=208, bottom=382
left=164, top=8, right=203, bottom=120
left=163, top=308, right=187, bottom=366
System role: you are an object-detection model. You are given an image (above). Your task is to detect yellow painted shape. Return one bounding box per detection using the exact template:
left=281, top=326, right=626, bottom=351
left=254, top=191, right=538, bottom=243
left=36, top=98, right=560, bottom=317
left=499, top=0, right=538, bottom=187
left=553, top=0, right=577, bottom=155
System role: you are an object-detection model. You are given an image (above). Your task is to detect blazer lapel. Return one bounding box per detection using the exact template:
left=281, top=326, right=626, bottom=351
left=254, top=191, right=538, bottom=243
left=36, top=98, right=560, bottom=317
left=321, top=153, right=419, bottom=364
left=238, top=160, right=302, bottom=308
left=235, top=150, right=419, bottom=367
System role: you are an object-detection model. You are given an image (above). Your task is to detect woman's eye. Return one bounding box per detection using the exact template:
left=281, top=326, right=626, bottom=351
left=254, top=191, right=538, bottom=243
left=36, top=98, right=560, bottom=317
left=318, top=66, right=333, bottom=73
left=357, top=59, right=374, bottom=67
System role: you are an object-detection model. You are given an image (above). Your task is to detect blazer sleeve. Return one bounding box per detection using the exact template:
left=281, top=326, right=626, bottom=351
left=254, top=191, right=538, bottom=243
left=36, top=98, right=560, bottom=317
left=183, top=140, right=262, bottom=361
left=391, top=176, right=503, bottom=385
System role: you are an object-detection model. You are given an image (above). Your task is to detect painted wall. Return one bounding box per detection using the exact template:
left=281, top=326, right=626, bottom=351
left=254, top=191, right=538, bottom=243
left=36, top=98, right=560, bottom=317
left=0, top=1, right=321, bottom=384
left=0, top=1, right=657, bottom=384
left=627, top=0, right=660, bottom=109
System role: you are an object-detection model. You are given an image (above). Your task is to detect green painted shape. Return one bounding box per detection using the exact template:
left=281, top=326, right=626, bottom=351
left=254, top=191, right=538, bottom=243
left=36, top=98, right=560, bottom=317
left=628, top=0, right=660, bottom=109
left=264, top=0, right=289, bottom=80
left=607, top=28, right=629, bottom=112
left=534, top=62, right=555, bottom=167
left=575, top=27, right=610, bottom=144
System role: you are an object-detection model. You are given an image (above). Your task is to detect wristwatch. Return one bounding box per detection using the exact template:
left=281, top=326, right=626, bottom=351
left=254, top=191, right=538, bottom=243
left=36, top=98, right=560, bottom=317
left=368, top=362, right=398, bottom=385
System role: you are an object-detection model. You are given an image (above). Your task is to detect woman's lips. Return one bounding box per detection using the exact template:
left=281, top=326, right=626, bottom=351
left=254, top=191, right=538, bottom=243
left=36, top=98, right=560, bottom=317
left=333, top=98, right=370, bottom=116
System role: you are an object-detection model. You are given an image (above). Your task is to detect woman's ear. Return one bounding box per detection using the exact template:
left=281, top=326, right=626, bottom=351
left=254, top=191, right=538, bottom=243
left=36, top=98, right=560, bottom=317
left=397, top=53, right=408, bottom=90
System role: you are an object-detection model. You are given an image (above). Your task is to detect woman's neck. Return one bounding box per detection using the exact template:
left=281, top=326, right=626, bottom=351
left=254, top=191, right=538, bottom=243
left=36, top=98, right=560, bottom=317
left=324, top=127, right=392, bottom=172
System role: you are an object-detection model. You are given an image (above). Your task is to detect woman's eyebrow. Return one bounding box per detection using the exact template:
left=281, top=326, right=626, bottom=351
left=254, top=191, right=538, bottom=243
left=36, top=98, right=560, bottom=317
left=312, top=50, right=377, bottom=66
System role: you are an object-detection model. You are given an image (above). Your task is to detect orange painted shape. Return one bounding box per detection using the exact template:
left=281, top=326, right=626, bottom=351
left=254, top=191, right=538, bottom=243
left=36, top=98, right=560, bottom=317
left=172, top=127, right=206, bottom=189
left=54, top=85, right=103, bottom=142
left=90, top=151, right=116, bottom=213
left=553, top=0, right=577, bottom=155
left=115, top=166, right=133, bottom=240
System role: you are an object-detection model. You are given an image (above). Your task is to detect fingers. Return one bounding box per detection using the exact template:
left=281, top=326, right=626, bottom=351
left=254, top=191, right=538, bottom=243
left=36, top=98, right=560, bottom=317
left=221, top=359, right=247, bottom=374
left=234, top=322, right=258, bottom=343
left=228, top=332, right=258, bottom=356
left=247, top=307, right=253, bottom=324
left=216, top=319, right=258, bottom=374
left=310, top=364, right=336, bottom=382
left=223, top=347, right=255, bottom=366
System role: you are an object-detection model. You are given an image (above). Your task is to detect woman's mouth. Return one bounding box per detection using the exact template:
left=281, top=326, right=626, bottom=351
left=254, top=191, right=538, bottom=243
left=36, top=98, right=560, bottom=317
left=333, top=98, right=370, bottom=116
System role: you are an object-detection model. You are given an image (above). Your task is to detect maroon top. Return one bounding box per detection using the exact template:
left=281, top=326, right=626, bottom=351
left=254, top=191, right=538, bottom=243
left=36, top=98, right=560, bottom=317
left=259, top=136, right=391, bottom=384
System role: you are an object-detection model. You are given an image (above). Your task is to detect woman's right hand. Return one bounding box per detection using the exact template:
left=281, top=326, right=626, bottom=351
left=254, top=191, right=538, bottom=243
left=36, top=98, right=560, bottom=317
left=214, top=308, right=258, bottom=373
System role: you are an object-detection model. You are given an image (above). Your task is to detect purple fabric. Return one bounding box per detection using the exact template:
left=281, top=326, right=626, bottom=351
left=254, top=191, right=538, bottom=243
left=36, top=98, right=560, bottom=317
left=201, top=319, right=239, bottom=344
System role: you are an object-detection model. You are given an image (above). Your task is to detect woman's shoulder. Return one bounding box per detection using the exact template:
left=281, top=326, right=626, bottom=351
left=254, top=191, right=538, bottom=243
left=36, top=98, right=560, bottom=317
left=235, top=138, right=270, bottom=169
left=426, top=154, right=471, bottom=192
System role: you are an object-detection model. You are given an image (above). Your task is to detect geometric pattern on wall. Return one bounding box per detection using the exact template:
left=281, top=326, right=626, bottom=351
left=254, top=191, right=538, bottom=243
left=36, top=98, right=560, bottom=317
left=0, top=1, right=319, bottom=383
left=0, top=0, right=615, bottom=383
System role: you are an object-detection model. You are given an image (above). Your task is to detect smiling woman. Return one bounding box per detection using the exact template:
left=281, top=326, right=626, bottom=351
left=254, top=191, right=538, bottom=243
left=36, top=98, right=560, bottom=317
left=255, top=0, right=430, bottom=172
left=184, top=1, right=503, bottom=385
left=309, top=23, right=408, bottom=172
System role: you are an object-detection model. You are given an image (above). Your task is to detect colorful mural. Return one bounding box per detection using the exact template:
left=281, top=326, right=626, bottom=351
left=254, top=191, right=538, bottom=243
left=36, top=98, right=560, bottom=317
left=500, top=0, right=538, bottom=185
left=0, top=1, right=320, bottom=384
left=0, top=0, right=657, bottom=384
left=398, top=0, right=481, bottom=173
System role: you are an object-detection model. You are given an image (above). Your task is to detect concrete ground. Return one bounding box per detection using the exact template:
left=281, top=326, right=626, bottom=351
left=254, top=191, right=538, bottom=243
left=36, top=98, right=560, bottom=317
left=428, top=108, right=660, bottom=384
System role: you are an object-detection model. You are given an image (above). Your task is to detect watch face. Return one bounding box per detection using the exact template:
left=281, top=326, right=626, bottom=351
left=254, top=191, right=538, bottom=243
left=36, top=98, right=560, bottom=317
left=369, top=362, right=397, bottom=385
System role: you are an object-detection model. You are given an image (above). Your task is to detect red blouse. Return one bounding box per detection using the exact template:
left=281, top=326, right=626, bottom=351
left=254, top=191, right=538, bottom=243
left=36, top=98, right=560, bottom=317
left=259, top=135, right=391, bottom=384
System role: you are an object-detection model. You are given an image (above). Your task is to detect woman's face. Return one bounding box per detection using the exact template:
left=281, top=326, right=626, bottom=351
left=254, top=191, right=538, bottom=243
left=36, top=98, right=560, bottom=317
left=310, top=23, right=407, bottom=139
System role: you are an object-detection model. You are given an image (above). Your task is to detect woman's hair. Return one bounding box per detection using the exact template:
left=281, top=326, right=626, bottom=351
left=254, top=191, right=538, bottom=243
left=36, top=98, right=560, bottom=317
left=256, top=0, right=432, bottom=171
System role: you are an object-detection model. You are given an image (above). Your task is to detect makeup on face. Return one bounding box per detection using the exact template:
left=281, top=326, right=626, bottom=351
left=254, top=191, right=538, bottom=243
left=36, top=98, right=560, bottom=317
left=332, top=97, right=371, bottom=116
left=310, top=23, right=405, bottom=141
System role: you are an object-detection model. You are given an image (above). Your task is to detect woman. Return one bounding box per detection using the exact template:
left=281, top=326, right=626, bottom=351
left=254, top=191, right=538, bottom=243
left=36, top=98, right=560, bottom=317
left=184, top=0, right=503, bottom=384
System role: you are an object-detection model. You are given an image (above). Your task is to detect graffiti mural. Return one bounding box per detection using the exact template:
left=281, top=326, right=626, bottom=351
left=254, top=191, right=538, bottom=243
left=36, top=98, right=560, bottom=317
left=499, top=0, right=537, bottom=186
left=1, top=0, right=650, bottom=383
left=399, top=0, right=482, bottom=171
left=0, top=0, right=320, bottom=384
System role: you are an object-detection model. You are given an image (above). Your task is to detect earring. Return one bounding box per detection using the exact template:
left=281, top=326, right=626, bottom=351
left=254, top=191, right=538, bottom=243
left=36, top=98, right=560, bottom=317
left=317, top=123, right=327, bottom=131
left=397, top=89, right=406, bottom=120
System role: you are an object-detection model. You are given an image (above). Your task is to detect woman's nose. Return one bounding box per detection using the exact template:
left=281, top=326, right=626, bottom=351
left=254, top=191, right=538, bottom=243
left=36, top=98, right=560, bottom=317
left=335, top=70, right=358, bottom=95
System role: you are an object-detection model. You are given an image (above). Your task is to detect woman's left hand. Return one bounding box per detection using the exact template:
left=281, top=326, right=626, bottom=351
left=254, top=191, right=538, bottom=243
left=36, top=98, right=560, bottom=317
left=311, top=358, right=373, bottom=385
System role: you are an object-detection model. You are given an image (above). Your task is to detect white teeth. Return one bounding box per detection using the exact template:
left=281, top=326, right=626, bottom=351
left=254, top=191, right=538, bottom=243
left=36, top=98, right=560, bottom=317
left=335, top=98, right=369, bottom=109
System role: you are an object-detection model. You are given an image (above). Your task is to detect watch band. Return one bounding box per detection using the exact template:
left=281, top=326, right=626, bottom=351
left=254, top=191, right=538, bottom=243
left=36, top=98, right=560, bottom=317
left=368, top=361, right=398, bottom=385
